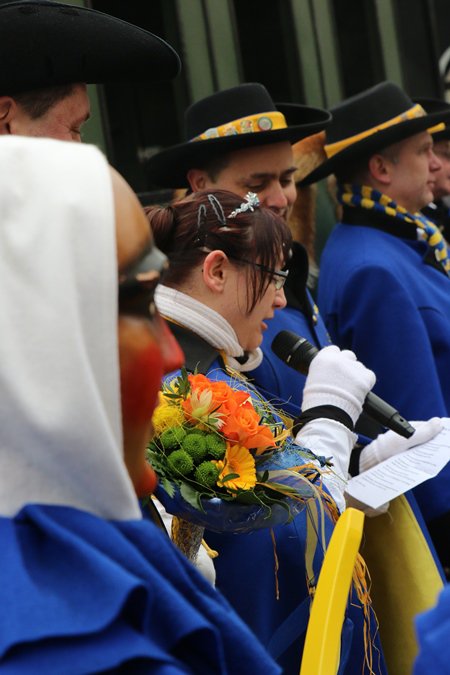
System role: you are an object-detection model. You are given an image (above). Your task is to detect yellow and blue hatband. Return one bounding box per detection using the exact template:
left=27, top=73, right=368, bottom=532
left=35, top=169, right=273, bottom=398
left=325, top=104, right=444, bottom=159
left=191, top=111, right=287, bottom=142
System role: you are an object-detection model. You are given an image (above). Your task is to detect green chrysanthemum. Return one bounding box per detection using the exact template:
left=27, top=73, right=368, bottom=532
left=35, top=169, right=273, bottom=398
left=166, top=449, right=194, bottom=476
left=205, top=434, right=226, bottom=460
left=181, top=433, right=208, bottom=463
left=194, top=461, right=220, bottom=488
left=160, top=427, right=187, bottom=452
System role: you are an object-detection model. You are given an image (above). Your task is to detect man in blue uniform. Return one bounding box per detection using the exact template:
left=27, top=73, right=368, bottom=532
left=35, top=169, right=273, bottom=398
left=420, top=99, right=450, bottom=240
left=300, top=80, right=450, bottom=574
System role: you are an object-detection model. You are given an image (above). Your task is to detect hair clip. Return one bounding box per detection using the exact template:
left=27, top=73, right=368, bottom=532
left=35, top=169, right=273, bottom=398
left=194, top=194, right=229, bottom=246
left=207, top=194, right=227, bottom=225
left=228, top=192, right=260, bottom=219
left=193, top=203, right=206, bottom=244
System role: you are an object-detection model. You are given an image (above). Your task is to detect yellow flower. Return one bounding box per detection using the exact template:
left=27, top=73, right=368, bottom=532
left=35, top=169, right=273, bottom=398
left=215, top=443, right=256, bottom=491
left=152, top=395, right=185, bottom=435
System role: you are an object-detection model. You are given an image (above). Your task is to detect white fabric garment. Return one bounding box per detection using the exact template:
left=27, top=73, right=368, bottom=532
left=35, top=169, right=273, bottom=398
left=0, top=136, right=141, bottom=520
left=294, top=419, right=356, bottom=513
left=155, top=284, right=263, bottom=371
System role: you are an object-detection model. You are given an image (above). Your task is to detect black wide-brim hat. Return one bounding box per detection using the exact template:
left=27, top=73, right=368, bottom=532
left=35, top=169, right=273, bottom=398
left=300, top=81, right=450, bottom=186
left=146, top=83, right=332, bottom=188
left=0, top=0, right=180, bottom=95
left=415, top=97, right=450, bottom=143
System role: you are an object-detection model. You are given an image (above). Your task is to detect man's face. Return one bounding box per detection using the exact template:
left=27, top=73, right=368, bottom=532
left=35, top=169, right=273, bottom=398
left=384, top=131, right=442, bottom=212
left=431, top=139, right=450, bottom=201
left=190, top=141, right=297, bottom=220
left=10, top=83, right=90, bottom=142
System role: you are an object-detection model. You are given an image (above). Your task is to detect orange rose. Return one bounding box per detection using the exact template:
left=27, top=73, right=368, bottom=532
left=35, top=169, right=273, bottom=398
left=217, top=396, right=239, bottom=418
left=209, top=380, right=236, bottom=408
left=250, top=425, right=277, bottom=454
left=231, top=389, right=252, bottom=407
left=222, top=406, right=261, bottom=446
left=187, top=373, right=215, bottom=399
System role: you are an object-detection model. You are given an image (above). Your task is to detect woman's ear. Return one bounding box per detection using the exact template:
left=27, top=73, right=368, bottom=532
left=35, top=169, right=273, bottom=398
left=202, top=250, right=229, bottom=293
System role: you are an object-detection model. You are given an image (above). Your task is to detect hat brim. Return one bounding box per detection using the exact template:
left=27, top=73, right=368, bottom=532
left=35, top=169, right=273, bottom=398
left=300, top=108, right=450, bottom=186
left=431, top=129, right=450, bottom=143
left=415, top=98, right=450, bottom=143
left=1, top=1, right=180, bottom=94
left=146, top=104, right=331, bottom=188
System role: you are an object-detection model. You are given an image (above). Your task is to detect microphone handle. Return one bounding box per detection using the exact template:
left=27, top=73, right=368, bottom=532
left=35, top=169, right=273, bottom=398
left=363, top=391, right=415, bottom=438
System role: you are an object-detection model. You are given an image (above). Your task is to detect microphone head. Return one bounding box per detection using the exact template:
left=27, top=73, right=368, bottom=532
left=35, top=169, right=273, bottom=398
left=271, top=330, right=318, bottom=375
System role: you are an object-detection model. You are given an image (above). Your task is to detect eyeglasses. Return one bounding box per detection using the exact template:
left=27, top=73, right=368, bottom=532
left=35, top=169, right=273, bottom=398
left=229, top=256, right=289, bottom=290
left=118, top=245, right=168, bottom=318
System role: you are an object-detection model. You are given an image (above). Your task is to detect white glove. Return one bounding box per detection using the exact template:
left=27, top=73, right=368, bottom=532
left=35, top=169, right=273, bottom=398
left=302, top=345, right=376, bottom=425
left=359, top=417, right=443, bottom=472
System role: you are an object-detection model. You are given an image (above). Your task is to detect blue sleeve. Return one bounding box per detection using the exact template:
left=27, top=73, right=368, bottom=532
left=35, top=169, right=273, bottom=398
left=322, top=263, right=448, bottom=419
left=320, top=262, right=450, bottom=520
left=414, top=584, right=450, bottom=674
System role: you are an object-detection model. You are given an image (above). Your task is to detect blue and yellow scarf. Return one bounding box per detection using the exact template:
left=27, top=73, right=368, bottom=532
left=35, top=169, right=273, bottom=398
left=338, top=184, right=450, bottom=275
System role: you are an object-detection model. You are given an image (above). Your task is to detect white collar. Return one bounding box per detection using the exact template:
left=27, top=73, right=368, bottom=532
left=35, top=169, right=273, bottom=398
left=155, top=285, right=263, bottom=372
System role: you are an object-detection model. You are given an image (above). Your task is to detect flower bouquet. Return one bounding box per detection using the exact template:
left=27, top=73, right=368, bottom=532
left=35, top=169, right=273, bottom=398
left=146, top=369, right=323, bottom=558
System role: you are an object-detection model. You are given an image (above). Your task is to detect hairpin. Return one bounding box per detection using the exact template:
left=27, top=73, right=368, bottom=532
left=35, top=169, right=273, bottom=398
left=194, top=203, right=207, bottom=246
left=228, top=192, right=260, bottom=219
left=207, top=194, right=227, bottom=225
left=194, top=194, right=229, bottom=246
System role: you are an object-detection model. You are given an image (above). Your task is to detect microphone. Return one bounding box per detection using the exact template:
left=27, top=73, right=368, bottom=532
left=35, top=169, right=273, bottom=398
left=271, top=330, right=415, bottom=439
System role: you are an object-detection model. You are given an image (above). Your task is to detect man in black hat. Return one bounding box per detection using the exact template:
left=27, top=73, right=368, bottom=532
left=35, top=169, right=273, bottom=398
left=300, top=80, right=450, bottom=573
left=0, top=0, right=180, bottom=140
left=427, top=126, right=450, bottom=238
left=420, top=102, right=450, bottom=240
left=146, top=82, right=333, bottom=417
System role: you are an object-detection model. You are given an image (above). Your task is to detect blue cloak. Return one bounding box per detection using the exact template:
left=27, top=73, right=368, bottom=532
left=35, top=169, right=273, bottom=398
left=0, top=503, right=281, bottom=674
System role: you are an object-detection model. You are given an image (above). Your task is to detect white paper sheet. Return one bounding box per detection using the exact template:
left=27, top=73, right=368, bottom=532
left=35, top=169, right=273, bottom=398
left=345, top=418, right=450, bottom=509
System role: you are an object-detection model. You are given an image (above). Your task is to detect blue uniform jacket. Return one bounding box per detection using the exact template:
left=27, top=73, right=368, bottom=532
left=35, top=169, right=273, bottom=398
left=318, top=212, right=450, bottom=522
left=166, top=323, right=387, bottom=675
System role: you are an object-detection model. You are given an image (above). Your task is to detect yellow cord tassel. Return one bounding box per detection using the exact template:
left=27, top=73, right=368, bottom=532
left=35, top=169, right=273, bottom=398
left=171, top=516, right=205, bottom=563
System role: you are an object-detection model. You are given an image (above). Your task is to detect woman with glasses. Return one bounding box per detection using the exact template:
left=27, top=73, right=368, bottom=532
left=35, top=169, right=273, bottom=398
left=148, top=190, right=290, bottom=373
left=146, top=189, right=392, bottom=674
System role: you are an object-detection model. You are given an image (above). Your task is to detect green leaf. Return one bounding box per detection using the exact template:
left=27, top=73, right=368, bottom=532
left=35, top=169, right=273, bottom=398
left=221, top=473, right=240, bottom=483
left=160, top=477, right=175, bottom=497
left=180, top=481, right=203, bottom=512
left=163, top=392, right=184, bottom=400
left=146, top=448, right=170, bottom=474
left=263, top=480, right=314, bottom=499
